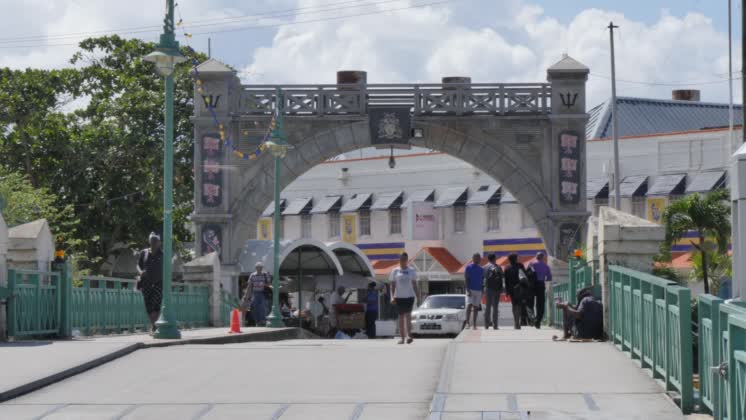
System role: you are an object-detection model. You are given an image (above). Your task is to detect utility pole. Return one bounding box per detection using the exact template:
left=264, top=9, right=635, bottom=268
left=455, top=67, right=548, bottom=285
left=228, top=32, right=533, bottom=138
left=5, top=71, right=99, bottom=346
left=208, top=38, right=212, bottom=59
left=729, top=0, right=734, bottom=146
left=742, top=0, right=746, bottom=143
left=608, top=21, right=621, bottom=210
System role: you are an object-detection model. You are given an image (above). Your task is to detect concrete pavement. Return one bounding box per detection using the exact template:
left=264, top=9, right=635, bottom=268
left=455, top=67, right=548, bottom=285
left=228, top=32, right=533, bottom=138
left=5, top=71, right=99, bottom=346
left=0, top=327, right=304, bottom=403
left=1, top=338, right=448, bottom=420
left=430, top=327, right=686, bottom=420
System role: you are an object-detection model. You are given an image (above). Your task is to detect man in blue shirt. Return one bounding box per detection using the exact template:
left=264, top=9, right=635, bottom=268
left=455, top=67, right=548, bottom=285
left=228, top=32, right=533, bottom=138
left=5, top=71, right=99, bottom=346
left=464, top=253, right=484, bottom=330
left=365, top=281, right=379, bottom=339
left=528, top=252, right=552, bottom=328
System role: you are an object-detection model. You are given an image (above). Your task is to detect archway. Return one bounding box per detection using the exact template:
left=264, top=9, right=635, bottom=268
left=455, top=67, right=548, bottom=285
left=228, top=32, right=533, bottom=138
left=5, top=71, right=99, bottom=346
left=192, top=55, right=591, bottom=267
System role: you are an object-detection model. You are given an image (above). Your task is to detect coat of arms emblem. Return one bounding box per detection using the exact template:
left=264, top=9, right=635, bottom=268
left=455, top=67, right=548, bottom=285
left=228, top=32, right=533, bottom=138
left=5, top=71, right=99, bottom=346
left=378, top=112, right=403, bottom=140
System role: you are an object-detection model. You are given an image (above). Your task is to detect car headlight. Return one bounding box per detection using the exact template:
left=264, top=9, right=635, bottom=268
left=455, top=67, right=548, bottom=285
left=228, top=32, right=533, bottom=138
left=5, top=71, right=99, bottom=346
left=444, top=313, right=459, bottom=321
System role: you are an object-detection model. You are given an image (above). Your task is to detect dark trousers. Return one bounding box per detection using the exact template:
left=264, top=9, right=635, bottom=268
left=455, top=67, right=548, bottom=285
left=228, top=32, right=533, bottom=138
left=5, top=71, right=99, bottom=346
left=511, top=303, right=524, bottom=329
left=484, top=289, right=500, bottom=328
left=533, top=283, right=546, bottom=327
left=365, top=311, right=377, bottom=339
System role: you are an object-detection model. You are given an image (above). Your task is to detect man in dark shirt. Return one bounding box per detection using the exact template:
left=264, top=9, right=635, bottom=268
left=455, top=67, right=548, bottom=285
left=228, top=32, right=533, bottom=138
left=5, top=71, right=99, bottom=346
left=483, top=254, right=503, bottom=330
left=555, top=287, right=604, bottom=340
left=137, top=232, right=164, bottom=333
left=365, top=282, right=379, bottom=339
left=504, top=253, right=530, bottom=329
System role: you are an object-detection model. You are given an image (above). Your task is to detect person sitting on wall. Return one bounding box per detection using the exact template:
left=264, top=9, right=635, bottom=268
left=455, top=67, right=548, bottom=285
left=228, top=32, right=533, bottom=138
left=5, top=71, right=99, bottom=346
left=553, top=287, right=604, bottom=341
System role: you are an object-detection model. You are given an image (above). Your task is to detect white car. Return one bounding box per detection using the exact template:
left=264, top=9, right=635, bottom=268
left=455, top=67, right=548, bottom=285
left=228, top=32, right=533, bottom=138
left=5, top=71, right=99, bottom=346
left=411, top=294, right=468, bottom=337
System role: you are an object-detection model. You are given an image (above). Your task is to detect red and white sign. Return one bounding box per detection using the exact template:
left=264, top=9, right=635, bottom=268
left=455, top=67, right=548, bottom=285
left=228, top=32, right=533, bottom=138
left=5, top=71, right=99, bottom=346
left=411, top=202, right=437, bottom=240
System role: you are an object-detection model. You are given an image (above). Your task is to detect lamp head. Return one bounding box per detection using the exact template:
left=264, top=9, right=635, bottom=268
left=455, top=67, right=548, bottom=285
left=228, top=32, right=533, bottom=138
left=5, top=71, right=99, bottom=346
left=266, top=131, right=292, bottom=158
left=143, top=48, right=187, bottom=76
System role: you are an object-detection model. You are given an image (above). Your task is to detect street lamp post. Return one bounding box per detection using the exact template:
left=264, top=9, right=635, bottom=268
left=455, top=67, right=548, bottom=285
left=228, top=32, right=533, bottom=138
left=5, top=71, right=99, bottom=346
left=266, top=89, right=291, bottom=328
left=143, top=0, right=186, bottom=339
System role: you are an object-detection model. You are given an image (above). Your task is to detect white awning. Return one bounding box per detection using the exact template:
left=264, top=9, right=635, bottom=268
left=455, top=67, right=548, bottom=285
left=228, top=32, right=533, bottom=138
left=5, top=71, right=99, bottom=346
left=613, top=175, right=648, bottom=197
left=403, top=189, right=434, bottom=206
left=282, top=197, right=313, bottom=216
left=262, top=198, right=287, bottom=217
left=370, top=191, right=403, bottom=210
left=586, top=178, right=609, bottom=199
left=647, top=174, right=686, bottom=196
left=467, top=185, right=500, bottom=206
left=340, top=193, right=372, bottom=213
left=686, top=171, right=726, bottom=193
left=434, top=186, right=468, bottom=208
left=310, top=195, right=342, bottom=214
left=500, top=189, right=517, bottom=203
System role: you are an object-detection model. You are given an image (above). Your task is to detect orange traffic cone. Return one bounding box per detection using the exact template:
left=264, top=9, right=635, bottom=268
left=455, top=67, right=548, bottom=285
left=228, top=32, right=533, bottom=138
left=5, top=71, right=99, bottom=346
left=228, top=309, right=242, bottom=333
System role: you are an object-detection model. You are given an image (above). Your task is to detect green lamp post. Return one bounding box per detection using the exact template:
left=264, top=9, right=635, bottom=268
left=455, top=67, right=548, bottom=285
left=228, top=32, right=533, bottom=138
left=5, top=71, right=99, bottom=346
left=143, top=0, right=186, bottom=339
left=265, top=89, right=292, bottom=329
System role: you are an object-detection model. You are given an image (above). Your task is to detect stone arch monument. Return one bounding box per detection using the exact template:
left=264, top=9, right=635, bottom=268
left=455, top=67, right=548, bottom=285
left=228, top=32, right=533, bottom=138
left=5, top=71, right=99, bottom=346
left=191, top=55, right=590, bottom=271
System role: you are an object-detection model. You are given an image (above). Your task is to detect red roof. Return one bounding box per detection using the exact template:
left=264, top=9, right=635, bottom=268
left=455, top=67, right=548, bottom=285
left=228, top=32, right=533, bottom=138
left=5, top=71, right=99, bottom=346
left=372, top=260, right=398, bottom=276
left=415, top=247, right=463, bottom=273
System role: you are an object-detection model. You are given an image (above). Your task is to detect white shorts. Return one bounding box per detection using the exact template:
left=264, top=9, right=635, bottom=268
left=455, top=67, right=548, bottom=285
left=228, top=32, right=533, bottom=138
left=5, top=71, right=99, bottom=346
left=468, top=291, right=482, bottom=306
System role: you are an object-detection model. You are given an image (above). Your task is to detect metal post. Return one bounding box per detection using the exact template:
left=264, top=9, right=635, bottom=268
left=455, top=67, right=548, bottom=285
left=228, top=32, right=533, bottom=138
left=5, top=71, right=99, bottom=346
left=267, top=154, right=285, bottom=328
left=742, top=0, right=746, bottom=143
left=608, top=22, right=621, bottom=210
left=153, top=0, right=181, bottom=339
left=298, top=247, right=303, bottom=327
left=728, top=0, right=734, bottom=147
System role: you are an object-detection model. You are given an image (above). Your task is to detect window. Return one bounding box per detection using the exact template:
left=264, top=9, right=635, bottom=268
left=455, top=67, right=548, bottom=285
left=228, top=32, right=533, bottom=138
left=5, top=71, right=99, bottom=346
left=454, top=206, right=466, bottom=233
left=487, top=204, right=500, bottom=231
left=359, top=209, right=371, bottom=236
left=389, top=208, right=402, bottom=235
left=521, top=207, right=534, bottom=229
left=632, top=197, right=646, bottom=219
left=301, top=214, right=312, bottom=238
left=594, top=198, right=609, bottom=217
left=328, top=212, right=340, bottom=238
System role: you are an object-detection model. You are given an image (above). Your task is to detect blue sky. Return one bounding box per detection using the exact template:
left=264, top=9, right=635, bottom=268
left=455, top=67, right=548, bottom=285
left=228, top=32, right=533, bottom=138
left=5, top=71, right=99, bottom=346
left=0, top=0, right=741, bottom=106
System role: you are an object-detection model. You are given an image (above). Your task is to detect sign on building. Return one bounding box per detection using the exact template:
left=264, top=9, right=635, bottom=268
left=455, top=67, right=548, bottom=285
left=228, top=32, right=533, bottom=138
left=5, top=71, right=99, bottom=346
left=342, top=214, right=357, bottom=243
left=258, top=218, right=272, bottom=240
left=368, top=106, right=411, bottom=147
left=559, top=131, right=581, bottom=205
left=647, top=198, right=666, bottom=224
left=411, top=202, right=438, bottom=240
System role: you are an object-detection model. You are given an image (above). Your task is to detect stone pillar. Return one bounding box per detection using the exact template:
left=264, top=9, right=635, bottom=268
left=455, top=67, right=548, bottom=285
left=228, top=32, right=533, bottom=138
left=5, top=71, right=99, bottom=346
left=192, top=59, right=241, bottom=266
left=546, top=55, right=591, bottom=261
left=730, top=142, right=746, bottom=300
left=183, top=252, right=224, bottom=326
left=597, top=207, right=665, bottom=332
left=586, top=215, right=600, bottom=282
left=337, top=70, right=367, bottom=85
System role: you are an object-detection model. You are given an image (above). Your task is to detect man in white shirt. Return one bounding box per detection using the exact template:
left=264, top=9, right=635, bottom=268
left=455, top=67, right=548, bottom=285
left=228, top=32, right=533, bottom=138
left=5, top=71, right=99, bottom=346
left=389, top=252, right=420, bottom=344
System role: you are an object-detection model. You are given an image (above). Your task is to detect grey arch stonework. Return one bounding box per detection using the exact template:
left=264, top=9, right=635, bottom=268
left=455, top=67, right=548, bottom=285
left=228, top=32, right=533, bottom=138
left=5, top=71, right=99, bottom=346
left=191, top=56, right=590, bottom=267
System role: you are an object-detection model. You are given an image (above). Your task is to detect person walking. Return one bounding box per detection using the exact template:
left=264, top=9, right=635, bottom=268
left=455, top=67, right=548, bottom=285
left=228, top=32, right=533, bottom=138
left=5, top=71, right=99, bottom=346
left=136, top=232, right=163, bottom=333
left=504, top=253, right=529, bottom=329
left=464, top=253, right=484, bottom=330
left=365, top=281, right=379, bottom=339
left=483, top=253, right=504, bottom=330
left=389, top=252, right=419, bottom=344
left=527, top=252, right=552, bottom=328
left=242, top=262, right=271, bottom=327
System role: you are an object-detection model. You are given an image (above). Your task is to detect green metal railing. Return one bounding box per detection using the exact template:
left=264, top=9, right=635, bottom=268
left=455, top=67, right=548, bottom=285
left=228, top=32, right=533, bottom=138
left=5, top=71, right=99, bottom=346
left=569, top=258, right=592, bottom=303
left=608, top=265, right=693, bottom=414
left=6, top=269, right=61, bottom=337
left=220, top=289, right=241, bottom=327
left=6, top=264, right=226, bottom=338
left=700, top=295, right=746, bottom=420
left=546, top=281, right=570, bottom=329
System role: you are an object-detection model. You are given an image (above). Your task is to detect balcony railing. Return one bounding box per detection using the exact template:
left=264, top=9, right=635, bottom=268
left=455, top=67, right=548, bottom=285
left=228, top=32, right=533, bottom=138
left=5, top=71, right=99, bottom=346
left=237, top=83, right=552, bottom=116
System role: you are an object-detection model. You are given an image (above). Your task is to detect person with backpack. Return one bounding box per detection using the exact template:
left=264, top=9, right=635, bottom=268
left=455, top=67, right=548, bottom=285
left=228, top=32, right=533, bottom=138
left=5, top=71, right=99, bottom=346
left=483, top=253, right=504, bottom=329
left=527, top=252, right=552, bottom=328
left=242, top=261, right=272, bottom=327
left=504, top=253, right=531, bottom=329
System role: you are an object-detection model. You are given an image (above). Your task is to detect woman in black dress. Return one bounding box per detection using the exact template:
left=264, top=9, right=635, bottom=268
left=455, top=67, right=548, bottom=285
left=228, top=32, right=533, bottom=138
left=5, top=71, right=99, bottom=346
left=137, top=233, right=164, bottom=333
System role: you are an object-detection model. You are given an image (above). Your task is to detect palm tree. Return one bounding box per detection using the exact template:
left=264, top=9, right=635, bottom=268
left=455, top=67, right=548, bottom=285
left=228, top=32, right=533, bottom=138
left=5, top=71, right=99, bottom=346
left=662, top=190, right=730, bottom=294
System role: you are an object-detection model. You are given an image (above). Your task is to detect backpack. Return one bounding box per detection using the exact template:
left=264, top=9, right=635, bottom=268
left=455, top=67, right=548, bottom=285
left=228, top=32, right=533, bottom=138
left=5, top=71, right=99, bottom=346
left=485, top=265, right=503, bottom=291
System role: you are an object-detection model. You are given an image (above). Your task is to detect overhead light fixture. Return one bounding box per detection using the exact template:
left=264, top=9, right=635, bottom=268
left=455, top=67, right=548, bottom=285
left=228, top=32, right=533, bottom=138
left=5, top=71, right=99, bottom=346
left=388, top=146, right=396, bottom=169
left=412, top=128, right=424, bottom=138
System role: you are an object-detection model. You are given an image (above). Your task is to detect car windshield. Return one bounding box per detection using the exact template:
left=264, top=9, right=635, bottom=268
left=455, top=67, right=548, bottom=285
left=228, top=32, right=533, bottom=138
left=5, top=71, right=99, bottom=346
left=420, top=295, right=465, bottom=310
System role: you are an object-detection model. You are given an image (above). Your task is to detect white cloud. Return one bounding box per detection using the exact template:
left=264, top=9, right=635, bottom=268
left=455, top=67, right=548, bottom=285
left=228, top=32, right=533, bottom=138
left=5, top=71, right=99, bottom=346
left=243, top=0, right=740, bottom=107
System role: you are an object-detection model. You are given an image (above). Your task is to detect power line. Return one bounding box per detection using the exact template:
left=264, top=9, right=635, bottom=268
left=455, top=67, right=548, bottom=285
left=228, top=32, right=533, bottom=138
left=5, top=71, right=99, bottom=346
left=0, top=0, right=451, bottom=48
left=590, top=72, right=743, bottom=87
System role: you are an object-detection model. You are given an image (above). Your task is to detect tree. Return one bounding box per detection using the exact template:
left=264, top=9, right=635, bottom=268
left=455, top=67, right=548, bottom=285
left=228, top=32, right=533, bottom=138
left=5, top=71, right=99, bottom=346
left=0, top=169, right=79, bottom=249
left=662, top=190, right=730, bottom=294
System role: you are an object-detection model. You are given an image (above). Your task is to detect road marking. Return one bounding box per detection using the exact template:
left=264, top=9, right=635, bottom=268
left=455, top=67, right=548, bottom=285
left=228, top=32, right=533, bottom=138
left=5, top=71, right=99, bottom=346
left=349, top=402, right=366, bottom=420
left=583, top=393, right=600, bottom=411
left=111, top=404, right=138, bottom=420
left=32, top=404, right=66, bottom=420
left=191, top=404, right=215, bottom=419
left=270, top=404, right=289, bottom=420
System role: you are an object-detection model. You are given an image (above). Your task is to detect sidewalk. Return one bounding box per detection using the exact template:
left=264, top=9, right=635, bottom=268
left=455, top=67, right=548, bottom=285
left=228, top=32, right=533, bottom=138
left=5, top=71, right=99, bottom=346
left=430, top=327, right=687, bottom=420
left=0, top=327, right=303, bottom=402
